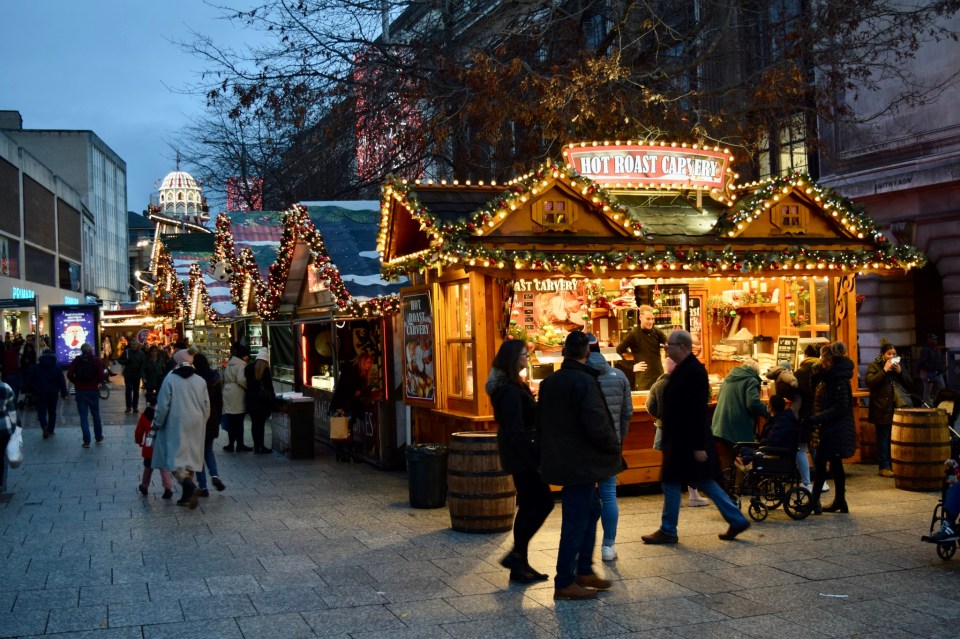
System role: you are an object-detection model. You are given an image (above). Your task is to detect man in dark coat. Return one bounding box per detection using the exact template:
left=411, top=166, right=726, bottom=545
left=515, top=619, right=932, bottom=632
left=119, top=340, right=147, bottom=413
left=641, top=330, right=751, bottom=545
left=537, top=330, right=621, bottom=601
left=28, top=348, right=68, bottom=439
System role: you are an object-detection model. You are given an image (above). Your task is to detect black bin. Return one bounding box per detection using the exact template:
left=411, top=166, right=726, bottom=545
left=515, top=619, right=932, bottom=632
left=273, top=398, right=315, bottom=459
left=406, top=444, right=448, bottom=508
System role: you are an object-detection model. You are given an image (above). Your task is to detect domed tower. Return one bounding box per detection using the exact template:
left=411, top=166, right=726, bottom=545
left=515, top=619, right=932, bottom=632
left=157, top=170, right=208, bottom=224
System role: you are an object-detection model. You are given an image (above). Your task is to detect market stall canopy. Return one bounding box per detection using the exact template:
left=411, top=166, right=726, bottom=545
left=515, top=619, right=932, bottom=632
left=160, top=233, right=238, bottom=321
left=379, top=161, right=925, bottom=278
left=301, top=201, right=406, bottom=301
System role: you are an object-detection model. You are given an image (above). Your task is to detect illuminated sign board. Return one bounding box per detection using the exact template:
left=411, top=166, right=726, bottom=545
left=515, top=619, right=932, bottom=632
left=563, top=144, right=733, bottom=190
left=12, top=287, right=35, bottom=299
left=49, top=304, right=100, bottom=368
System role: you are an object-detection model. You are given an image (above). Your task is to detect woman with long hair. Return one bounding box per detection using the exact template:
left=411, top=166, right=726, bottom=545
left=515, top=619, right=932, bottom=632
left=865, top=343, right=912, bottom=478
left=485, top=339, right=554, bottom=584
left=807, top=341, right=856, bottom=514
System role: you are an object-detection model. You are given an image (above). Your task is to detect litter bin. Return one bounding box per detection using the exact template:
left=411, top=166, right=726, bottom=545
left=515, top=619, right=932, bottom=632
left=272, top=397, right=315, bottom=459
left=406, top=444, right=448, bottom=508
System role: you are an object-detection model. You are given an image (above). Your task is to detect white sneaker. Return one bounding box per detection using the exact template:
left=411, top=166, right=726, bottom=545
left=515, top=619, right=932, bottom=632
left=822, top=482, right=831, bottom=493
left=688, top=496, right=709, bottom=507
left=801, top=483, right=813, bottom=493
left=601, top=545, right=617, bottom=562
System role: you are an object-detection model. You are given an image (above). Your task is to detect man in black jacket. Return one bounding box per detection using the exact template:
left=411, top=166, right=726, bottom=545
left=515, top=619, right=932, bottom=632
left=538, top=330, right=621, bottom=601
left=641, top=330, right=751, bottom=545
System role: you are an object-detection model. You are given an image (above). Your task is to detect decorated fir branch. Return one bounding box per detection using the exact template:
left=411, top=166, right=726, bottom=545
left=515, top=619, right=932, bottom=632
left=187, top=262, right=220, bottom=323
left=720, top=171, right=884, bottom=243
left=212, top=206, right=399, bottom=321
left=380, top=241, right=926, bottom=279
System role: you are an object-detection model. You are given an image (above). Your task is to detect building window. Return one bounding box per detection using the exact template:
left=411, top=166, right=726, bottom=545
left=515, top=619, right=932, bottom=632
left=773, top=203, right=808, bottom=234
left=443, top=280, right=474, bottom=400
left=533, top=198, right=577, bottom=230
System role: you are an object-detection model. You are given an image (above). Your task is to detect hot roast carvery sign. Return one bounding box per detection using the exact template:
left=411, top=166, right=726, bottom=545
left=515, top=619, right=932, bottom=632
left=563, top=143, right=733, bottom=190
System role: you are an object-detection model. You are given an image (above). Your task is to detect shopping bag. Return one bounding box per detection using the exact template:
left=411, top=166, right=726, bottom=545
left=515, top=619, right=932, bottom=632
left=330, top=415, right=351, bottom=441
left=5, top=427, right=23, bottom=468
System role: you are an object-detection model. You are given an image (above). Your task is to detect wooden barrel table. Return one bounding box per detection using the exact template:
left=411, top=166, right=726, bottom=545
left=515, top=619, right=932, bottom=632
left=891, top=408, right=950, bottom=491
left=447, top=432, right=516, bottom=533
left=858, top=414, right=877, bottom=464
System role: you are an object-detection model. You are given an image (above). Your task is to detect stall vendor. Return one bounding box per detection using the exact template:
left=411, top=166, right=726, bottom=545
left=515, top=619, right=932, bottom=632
left=615, top=305, right=666, bottom=391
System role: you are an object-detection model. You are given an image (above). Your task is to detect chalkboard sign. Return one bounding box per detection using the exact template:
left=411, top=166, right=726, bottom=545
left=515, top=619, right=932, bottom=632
left=776, top=336, right=800, bottom=369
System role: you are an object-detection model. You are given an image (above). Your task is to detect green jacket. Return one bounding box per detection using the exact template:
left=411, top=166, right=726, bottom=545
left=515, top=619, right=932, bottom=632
left=711, top=363, right=770, bottom=444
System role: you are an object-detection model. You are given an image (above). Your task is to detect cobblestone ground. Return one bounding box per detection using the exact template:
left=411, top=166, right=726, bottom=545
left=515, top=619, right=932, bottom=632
left=1, top=377, right=958, bottom=638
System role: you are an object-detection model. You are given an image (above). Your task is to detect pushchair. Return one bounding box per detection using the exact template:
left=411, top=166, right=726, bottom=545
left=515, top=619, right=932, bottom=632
left=723, top=442, right=814, bottom=521
left=922, top=421, right=960, bottom=561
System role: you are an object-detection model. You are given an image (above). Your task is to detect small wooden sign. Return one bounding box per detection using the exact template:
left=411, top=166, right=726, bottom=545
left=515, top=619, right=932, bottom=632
left=776, top=336, right=800, bottom=370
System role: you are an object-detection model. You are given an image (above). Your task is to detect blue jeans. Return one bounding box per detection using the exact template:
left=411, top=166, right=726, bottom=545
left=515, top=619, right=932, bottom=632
left=796, top=444, right=811, bottom=485
left=75, top=390, right=103, bottom=444
left=598, top=476, right=618, bottom=546
left=876, top=422, right=892, bottom=470
left=660, top=479, right=747, bottom=537
left=124, top=377, right=141, bottom=411
left=555, top=483, right=601, bottom=588
left=196, top=436, right=220, bottom=489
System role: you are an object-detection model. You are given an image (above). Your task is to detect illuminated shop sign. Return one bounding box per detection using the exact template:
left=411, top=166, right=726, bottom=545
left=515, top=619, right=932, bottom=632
left=563, top=144, right=732, bottom=190
left=12, top=287, right=35, bottom=299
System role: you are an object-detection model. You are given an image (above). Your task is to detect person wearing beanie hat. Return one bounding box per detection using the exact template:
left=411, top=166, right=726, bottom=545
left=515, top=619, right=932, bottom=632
left=245, top=348, right=275, bottom=454
left=173, top=349, right=194, bottom=366
left=222, top=343, right=252, bottom=452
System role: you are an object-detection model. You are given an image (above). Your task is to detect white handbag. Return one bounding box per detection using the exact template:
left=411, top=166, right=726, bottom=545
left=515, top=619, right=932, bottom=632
left=5, top=427, right=23, bottom=469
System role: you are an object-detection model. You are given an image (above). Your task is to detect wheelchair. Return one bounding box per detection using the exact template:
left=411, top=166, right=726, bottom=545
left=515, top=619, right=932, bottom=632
left=922, top=422, right=960, bottom=561
left=722, top=442, right=814, bottom=521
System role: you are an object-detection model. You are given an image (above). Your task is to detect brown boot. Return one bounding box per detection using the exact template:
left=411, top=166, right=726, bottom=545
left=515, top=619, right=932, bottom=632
left=575, top=574, right=612, bottom=590
left=554, top=583, right=598, bottom=600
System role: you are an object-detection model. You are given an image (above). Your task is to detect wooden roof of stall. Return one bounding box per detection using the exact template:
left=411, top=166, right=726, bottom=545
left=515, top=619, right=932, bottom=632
left=379, top=162, right=926, bottom=279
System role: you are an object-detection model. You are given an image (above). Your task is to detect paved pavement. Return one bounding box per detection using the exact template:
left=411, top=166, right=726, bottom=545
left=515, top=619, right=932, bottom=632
left=1, top=377, right=958, bottom=638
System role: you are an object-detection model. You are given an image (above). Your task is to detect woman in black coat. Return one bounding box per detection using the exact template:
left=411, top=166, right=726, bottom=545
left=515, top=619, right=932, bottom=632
left=864, top=343, right=911, bottom=478
left=484, top=339, right=553, bottom=584
left=245, top=349, right=276, bottom=454
left=807, top=341, right=856, bottom=514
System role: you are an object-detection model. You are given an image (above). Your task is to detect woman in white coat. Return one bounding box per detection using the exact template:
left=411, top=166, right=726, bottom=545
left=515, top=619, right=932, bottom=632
left=152, top=349, right=210, bottom=509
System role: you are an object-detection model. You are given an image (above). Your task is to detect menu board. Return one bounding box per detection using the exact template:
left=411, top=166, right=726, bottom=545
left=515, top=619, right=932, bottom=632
left=776, top=336, right=800, bottom=370
left=401, top=291, right=436, bottom=403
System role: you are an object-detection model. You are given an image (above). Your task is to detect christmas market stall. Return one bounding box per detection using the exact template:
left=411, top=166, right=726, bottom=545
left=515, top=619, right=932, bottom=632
left=285, top=202, right=403, bottom=468
left=378, top=140, right=926, bottom=485
left=212, top=211, right=289, bottom=385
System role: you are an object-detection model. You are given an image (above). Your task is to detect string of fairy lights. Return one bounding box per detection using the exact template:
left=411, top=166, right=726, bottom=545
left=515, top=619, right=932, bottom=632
left=379, top=164, right=926, bottom=278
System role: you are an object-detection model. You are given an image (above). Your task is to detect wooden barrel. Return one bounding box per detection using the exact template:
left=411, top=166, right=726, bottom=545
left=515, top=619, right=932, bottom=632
left=858, top=414, right=877, bottom=464
left=447, top=432, right=516, bottom=533
left=891, top=408, right=950, bottom=491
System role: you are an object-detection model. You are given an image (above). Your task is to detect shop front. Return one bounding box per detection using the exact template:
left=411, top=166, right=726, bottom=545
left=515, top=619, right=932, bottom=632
left=379, top=142, right=925, bottom=485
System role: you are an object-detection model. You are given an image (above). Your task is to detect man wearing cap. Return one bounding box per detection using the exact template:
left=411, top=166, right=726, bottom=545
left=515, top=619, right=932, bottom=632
left=537, top=330, right=622, bottom=601
left=919, top=334, right=945, bottom=405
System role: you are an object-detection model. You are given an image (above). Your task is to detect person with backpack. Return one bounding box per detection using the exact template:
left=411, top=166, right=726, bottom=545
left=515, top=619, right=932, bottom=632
left=67, top=343, right=107, bottom=448
left=28, top=348, right=68, bottom=439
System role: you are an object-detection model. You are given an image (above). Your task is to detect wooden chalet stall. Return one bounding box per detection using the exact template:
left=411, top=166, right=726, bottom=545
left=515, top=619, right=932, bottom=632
left=214, top=205, right=405, bottom=467
left=379, top=141, right=926, bottom=485
left=286, top=202, right=404, bottom=469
